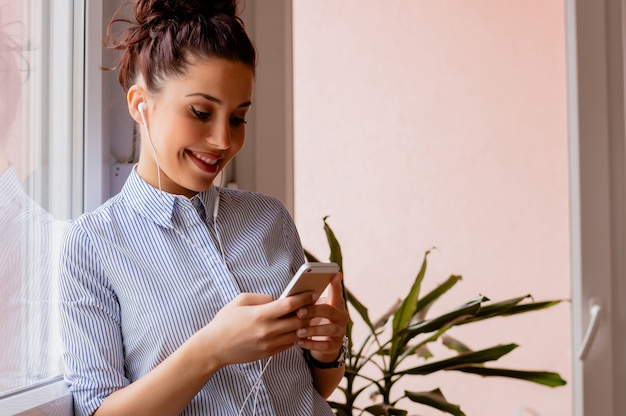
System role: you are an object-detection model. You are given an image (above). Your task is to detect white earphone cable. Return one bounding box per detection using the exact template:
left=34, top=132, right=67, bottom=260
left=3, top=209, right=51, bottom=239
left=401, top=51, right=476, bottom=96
left=138, top=102, right=163, bottom=200
left=139, top=104, right=271, bottom=415
left=237, top=357, right=273, bottom=416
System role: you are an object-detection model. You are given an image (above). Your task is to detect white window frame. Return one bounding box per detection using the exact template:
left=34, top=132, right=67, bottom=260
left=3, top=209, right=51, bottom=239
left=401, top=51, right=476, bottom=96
left=0, top=0, right=83, bottom=412
left=567, top=0, right=626, bottom=415
left=0, top=377, right=71, bottom=416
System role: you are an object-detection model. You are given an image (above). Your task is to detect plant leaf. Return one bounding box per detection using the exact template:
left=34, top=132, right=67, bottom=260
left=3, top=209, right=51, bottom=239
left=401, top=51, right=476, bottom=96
left=415, top=345, right=433, bottom=360
left=399, top=343, right=518, bottom=375
left=373, top=298, right=403, bottom=330
left=346, top=288, right=376, bottom=334
left=392, top=250, right=431, bottom=334
left=405, top=388, right=466, bottom=416
left=322, top=217, right=350, bottom=314
left=457, top=299, right=563, bottom=326
left=304, top=248, right=320, bottom=263
left=406, top=295, right=487, bottom=336
left=390, top=250, right=432, bottom=361
left=441, top=334, right=473, bottom=354
left=414, top=275, right=462, bottom=322
left=472, top=295, right=531, bottom=315
left=323, top=216, right=343, bottom=270
left=363, top=404, right=409, bottom=416
left=327, top=401, right=353, bottom=416
left=494, top=300, right=563, bottom=316
left=453, top=366, right=567, bottom=387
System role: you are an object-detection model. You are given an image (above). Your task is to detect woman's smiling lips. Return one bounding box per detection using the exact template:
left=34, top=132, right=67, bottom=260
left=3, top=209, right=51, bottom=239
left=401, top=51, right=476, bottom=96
left=188, top=150, right=221, bottom=173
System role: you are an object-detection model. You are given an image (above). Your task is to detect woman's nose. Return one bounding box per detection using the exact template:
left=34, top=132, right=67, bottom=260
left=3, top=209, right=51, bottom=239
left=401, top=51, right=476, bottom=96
left=208, top=120, right=230, bottom=149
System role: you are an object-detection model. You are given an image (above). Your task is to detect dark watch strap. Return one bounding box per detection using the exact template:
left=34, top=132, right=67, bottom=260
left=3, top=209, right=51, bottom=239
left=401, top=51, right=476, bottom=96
left=303, top=336, right=348, bottom=369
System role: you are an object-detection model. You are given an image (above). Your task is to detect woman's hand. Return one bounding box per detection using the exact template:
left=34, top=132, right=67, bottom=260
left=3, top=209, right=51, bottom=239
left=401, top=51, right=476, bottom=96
left=195, top=291, right=317, bottom=368
left=94, top=290, right=320, bottom=416
left=295, top=273, right=348, bottom=362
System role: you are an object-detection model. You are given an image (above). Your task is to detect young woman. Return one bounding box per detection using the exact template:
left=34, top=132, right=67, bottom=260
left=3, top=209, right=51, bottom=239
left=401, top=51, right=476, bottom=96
left=59, top=1, right=348, bottom=415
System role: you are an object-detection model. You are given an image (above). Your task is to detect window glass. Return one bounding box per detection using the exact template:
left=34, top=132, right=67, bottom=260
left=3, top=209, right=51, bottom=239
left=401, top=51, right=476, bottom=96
left=0, top=0, right=74, bottom=396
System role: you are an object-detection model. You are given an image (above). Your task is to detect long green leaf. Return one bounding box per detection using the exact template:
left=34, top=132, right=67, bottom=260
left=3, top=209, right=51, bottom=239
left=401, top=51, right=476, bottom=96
left=390, top=250, right=431, bottom=360
left=453, top=366, right=567, bottom=387
left=323, top=216, right=343, bottom=270
left=304, top=248, right=320, bottom=263
left=322, top=217, right=350, bottom=316
left=392, top=251, right=431, bottom=333
left=457, top=300, right=563, bottom=326
left=472, top=295, right=531, bottom=315
left=494, top=300, right=563, bottom=316
left=414, top=275, right=462, bottom=321
left=399, top=344, right=518, bottom=375
left=405, top=388, right=466, bottom=416
left=346, top=288, right=376, bottom=335
left=406, top=295, right=487, bottom=336
left=363, top=404, right=409, bottom=416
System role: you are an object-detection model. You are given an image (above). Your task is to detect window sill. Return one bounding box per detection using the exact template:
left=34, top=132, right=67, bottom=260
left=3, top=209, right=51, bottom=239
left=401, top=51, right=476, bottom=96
left=0, top=376, right=72, bottom=416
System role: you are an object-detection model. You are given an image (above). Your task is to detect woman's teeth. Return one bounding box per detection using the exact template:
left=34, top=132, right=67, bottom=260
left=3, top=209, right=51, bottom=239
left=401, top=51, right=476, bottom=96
left=191, top=151, right=219, bottom=165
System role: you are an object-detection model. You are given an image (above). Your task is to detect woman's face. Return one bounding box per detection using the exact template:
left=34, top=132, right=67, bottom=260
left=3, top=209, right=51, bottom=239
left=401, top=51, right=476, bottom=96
left=134, top=57, right=254, bottom=197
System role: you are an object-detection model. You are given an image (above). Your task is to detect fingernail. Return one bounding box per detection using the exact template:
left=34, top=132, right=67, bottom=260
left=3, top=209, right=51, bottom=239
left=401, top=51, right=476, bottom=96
left=297, top=328, right=306, bottom=337
left=298, top=307, right=308, bottom=317
left=312, top=293, right=319, bottom=301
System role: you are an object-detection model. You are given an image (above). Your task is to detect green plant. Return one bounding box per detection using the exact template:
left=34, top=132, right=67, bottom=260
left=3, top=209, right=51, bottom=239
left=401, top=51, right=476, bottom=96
left=305, top=217, right=566, bottom=416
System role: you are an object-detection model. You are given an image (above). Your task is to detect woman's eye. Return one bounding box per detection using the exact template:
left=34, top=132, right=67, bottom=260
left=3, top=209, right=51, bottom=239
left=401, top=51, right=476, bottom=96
left=191, top=106, right=210, bottom=120
left=230, top=116, right=247, bottom=127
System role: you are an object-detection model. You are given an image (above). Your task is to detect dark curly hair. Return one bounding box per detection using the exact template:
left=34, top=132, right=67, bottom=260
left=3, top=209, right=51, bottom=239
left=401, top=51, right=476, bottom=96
left=105, top=0, right=256, bottom=93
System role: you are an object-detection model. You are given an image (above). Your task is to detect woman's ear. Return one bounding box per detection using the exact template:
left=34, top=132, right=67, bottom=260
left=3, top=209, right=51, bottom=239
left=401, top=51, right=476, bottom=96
left=127, top=85, right=146, bottom=124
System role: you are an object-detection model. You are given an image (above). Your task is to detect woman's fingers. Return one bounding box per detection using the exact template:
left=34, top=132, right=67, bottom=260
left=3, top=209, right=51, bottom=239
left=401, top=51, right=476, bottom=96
left=326, top=273, right=346, bottom=310
left=204, top=290, right=327, bottom=365
left=294, top=273, right=349, bottom=356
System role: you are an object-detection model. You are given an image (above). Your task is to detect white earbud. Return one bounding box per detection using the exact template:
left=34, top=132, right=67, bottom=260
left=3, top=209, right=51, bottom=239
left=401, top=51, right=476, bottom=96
left=138, top=101, right=146, bottom=115
left=138, top=100, right=164, bottom=199
left=138, top=102, right=148, bottom=131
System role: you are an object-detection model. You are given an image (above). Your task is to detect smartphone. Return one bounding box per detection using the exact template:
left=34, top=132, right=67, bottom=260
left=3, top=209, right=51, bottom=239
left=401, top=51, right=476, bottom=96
left=279, top=262, right=340, bottom=299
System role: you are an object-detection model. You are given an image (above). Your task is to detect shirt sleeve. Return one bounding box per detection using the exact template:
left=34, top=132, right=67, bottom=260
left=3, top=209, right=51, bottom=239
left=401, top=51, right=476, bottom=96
left=59, top=221, right=129, bottom=416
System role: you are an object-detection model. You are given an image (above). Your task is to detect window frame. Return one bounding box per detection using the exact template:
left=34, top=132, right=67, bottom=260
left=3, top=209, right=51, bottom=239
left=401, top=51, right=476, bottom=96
left=0, top=376, right=71, bottom=416
left=0, top=0, right=84, bottom=412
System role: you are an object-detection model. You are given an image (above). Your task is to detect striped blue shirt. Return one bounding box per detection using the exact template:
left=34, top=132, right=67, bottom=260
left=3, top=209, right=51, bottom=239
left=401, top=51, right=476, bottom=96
left=59, top=167, right=334, bottom=416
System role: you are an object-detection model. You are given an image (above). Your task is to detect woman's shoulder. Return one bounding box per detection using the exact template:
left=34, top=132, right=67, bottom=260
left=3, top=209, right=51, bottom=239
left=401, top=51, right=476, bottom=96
left=215, top=188, right=295, bottom=230
left=71, top=193, right=128, bottom=230
left=219, top=187, right=287, bottom=211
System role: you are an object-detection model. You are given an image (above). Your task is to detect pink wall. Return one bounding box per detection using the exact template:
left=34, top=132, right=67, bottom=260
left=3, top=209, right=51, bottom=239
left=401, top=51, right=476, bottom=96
left=293, top=1, right=571, bottom=415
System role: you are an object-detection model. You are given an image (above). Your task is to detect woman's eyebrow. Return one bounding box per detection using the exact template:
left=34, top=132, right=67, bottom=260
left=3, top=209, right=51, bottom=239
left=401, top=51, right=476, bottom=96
left=186, top=92, right=251, bottom=108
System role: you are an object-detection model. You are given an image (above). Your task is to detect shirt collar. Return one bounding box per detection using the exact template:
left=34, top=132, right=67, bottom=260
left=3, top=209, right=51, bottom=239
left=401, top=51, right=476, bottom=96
left=121, top=166, right=219, bottom=228
left=201, top=184, right=220, bottom=218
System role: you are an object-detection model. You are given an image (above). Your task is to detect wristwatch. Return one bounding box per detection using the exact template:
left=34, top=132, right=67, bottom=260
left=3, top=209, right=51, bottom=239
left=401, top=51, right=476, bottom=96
left=303, top=336, right=349, bottom=369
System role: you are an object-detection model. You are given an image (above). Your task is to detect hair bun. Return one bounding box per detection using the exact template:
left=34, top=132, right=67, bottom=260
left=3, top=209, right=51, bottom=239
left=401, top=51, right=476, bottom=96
left=143, top=0, right=238, bottom=19
left=106, top=0, right=255, bottom=92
